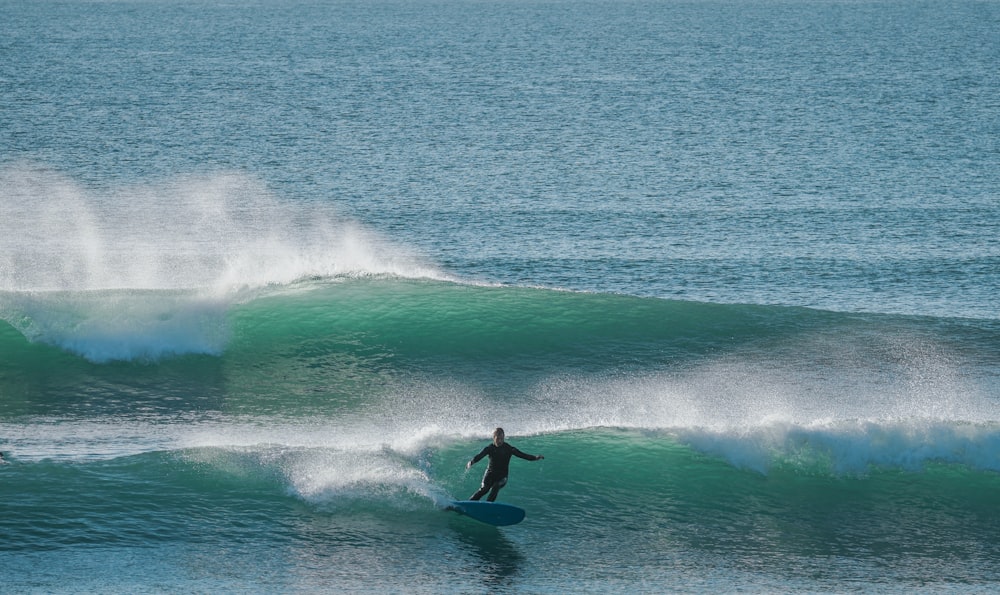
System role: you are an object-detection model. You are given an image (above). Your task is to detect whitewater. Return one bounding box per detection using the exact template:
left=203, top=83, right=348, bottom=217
left=3, top=0, right=1000, bottom=592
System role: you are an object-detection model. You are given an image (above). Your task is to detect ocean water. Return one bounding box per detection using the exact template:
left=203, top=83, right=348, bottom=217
left=2, top=0, right=1000, bottom=592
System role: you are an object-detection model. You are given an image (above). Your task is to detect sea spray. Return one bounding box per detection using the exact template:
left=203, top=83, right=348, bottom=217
left=0, top=163, right=443, bottom=292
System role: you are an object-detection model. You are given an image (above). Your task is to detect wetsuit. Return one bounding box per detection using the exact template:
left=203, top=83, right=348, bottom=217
left=469, top=442, right=541, bottom=502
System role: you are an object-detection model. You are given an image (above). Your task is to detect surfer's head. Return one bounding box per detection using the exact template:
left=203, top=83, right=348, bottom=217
left=493, top=427, right=505, bottom=446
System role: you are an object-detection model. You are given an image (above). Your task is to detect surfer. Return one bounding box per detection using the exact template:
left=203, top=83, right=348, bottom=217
left=467, top=428, right=543, bottom=502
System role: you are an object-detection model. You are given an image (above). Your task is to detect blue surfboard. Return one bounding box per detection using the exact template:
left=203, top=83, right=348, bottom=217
left=448, top=500, right=526, bottom=526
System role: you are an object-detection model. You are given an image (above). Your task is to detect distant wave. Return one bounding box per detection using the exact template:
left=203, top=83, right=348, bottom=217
left=0, top=162, right=449, bottom=362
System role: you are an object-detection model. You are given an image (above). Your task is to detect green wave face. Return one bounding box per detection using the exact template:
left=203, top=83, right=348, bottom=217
left=2, top=277, right=998, bottom=423
left=5, top=428, right=1000, bottom=561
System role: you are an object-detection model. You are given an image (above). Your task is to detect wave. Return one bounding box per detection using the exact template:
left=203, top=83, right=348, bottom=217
left=0, top=161, right=450, bottom=362
left=0, top=275, right=787, bottom=362
left=2, top=278, right=998, bottom=432
left=4, top=162, right=997, bottom=369
left=6, top=274, right=996, bottom=363
left=5, top=422, right=1000, bottom=554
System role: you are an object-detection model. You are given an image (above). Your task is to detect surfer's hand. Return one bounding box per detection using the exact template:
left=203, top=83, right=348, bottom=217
left=536, top=455, right=544, bottom=460
left=466, top=461, right=472, bottom=469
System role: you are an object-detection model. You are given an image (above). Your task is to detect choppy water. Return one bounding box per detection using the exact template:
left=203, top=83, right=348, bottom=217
left=2, top=0, right=999, bottom=592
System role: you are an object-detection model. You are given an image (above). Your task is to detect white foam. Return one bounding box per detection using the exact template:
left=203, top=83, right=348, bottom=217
left=1, top=289, right=230, bottom=362
left=281, top=447, right=450, bottom=507
left=678, top=418, right=1000, bottom=475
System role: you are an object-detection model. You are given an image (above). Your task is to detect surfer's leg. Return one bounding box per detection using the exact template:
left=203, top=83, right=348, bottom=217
left=486, top=476, right=507, bottom=502
left=470, top=471, right=497, bottom=500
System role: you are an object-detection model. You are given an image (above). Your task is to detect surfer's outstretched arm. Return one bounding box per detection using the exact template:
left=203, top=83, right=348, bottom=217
left=511, top=446, right=543, bottom=461
left=467, top=446, right=490, bottom=469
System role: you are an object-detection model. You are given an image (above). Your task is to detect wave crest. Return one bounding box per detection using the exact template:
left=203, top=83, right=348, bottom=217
left=0, top=164, right=448, bottom=361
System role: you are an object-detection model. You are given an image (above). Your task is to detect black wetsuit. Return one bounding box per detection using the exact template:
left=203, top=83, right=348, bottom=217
left=469, top=442, right=541, bottom=502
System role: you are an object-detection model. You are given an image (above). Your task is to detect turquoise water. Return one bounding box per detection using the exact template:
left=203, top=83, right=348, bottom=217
left=3, top=0, right=1000, bottom=592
